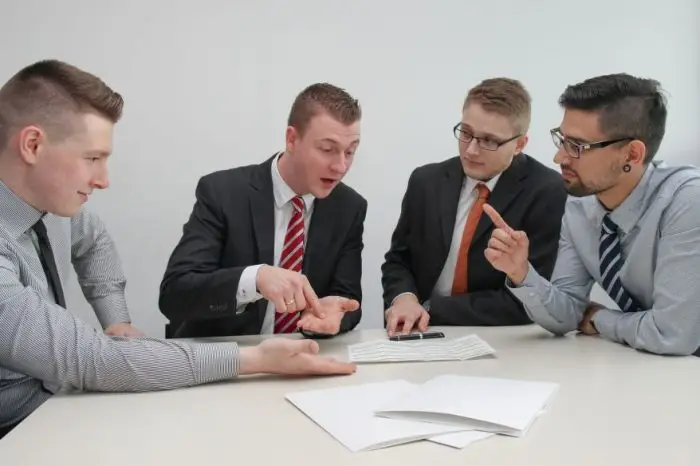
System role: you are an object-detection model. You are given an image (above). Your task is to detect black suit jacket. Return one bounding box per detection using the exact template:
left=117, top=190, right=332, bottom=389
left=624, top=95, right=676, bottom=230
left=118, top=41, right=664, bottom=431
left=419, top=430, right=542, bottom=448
left=381, top=153, right=567, bottom=326
left=159, top=155, right=367, bottom=338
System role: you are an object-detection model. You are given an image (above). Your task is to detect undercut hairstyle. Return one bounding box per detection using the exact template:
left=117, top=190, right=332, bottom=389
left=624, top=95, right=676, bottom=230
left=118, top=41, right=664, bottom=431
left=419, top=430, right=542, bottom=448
left=287, top=83, right=361, bottom=136
left=0, top=59, right=123, bottom=150
left=558, top=73, right=667, bottom=163
left=464, top=77, right=532, bottom=134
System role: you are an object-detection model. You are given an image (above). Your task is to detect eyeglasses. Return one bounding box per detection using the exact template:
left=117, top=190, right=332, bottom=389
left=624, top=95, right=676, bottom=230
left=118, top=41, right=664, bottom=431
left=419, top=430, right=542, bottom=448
left=550, top=128, right=633, bottom=159
left=453, top=123, right=520, bottom=151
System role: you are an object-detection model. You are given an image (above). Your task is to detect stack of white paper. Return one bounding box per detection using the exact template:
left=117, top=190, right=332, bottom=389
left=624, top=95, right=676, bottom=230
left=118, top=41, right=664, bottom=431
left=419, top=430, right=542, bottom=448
left=285, top=380, right=470, bottom=452
left=286, top=375, right=558, bottom=452
left=347, top=334, right=495, bottom=363
left=375, top=375, right=559, bottom=437
left=428, top=430, right=495, bottom=449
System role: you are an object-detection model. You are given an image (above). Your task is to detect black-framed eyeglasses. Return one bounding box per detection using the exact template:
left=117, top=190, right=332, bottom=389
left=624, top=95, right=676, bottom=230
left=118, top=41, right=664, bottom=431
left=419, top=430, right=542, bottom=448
left=550, top=128, right=633, bottom=159
left=453, top=123, right=520, bottom=151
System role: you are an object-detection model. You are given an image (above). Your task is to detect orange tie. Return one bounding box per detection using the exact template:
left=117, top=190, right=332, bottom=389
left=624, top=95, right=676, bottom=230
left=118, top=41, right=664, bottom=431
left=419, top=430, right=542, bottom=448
left=451, top=184, right=490, bottom=295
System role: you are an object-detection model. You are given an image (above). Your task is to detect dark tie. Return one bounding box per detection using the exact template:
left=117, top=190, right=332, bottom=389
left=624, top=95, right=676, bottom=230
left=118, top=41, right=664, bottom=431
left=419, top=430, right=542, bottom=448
left=599, top=214, right=641, bottom=313
left=32, top=219, right=66, bottom=308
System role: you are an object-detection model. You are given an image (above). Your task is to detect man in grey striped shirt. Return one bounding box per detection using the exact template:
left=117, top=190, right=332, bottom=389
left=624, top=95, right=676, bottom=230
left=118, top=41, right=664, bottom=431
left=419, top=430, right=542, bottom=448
left=483, top=73, right=700, bottom=356
left=0, top=60, right=356, bottom=439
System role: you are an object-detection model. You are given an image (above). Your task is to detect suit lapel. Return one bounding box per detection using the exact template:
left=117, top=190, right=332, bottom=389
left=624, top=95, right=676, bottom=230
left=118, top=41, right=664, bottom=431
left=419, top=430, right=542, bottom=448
left=249, top=157, right=276, bottom=267
left=303, top=197, right=331, bottom=275
left=472, top=154, right=526, bottom=244
left=439, top=158, right=465, bottom=252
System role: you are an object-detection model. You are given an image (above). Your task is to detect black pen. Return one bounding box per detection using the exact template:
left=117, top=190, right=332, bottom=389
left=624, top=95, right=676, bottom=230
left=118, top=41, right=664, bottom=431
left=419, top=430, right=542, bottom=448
left=388, top=331, right=445, bottom=342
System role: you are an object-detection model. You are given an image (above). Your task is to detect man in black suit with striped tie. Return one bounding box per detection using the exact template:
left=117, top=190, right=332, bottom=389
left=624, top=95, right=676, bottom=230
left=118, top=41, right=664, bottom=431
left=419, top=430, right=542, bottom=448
left=159, top=83, right=366, bottom=339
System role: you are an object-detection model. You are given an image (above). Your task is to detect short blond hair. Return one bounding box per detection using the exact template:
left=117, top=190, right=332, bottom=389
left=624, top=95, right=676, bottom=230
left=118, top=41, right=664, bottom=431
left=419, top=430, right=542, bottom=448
left=464, top=77, right=531, bottom=134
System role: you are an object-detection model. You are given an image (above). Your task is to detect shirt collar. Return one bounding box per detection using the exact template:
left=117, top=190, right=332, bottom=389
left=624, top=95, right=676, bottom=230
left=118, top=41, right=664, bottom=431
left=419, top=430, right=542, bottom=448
left=464, top=172, right=502, bottom=194
left=270, top=152, right=315, bottom=211
left=594, top=163, right=656, bottom=234
left=0, top=179, right=44, bottom=239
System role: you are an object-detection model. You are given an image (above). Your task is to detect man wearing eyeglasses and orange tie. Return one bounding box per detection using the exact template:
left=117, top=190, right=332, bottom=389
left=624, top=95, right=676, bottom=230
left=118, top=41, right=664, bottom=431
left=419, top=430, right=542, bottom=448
left=484, top=73, right=700, bottom=356
left=381, top=77, right=567, bottom=336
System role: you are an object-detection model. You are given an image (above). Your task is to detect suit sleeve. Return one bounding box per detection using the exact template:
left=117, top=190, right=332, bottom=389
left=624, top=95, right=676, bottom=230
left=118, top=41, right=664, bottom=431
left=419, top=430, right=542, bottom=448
left=328, top=198, right=367, bottom=334
left=381, top=170, right=421, bottom=309
left=159, top=177, right=247, bottom=323
left=428, top=178, right=567, bottom=326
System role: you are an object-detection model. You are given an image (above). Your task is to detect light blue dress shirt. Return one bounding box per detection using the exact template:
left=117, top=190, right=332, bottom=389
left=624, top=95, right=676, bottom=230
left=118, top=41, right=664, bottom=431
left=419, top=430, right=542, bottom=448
left=508, top=161, right=700, bottom=356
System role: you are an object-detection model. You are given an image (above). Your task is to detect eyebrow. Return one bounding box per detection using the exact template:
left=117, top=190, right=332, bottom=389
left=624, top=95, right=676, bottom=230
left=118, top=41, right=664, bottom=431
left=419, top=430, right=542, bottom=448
left=86, top=150, right=111, bottom=157
left=317, top=138, right=360, bottom=146
left=459, top=123, right=505, bottom=140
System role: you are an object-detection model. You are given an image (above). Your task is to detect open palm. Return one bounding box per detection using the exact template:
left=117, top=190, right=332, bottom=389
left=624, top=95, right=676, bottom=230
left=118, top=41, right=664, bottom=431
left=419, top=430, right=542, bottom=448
left=297, top=296, right=360, bottom=334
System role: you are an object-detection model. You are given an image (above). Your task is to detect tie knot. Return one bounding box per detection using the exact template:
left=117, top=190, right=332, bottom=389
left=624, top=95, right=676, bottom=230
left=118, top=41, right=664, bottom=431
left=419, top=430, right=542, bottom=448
left=475, top=183, right=490, bottom=198
left=32, top=218, right=48, bottom=237
left=291, top=196, right=305, bottom=213
left=601, top=214, right=617, bottom=235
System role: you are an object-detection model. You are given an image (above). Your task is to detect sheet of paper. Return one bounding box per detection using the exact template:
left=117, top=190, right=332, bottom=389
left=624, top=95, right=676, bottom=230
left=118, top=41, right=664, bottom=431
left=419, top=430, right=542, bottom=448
left=285, top=380, right=469, bottom=452
left=347, top=334, right=495, bottom=363
left=375, top=374, right=559, bottom=437
left=428, top=431, right=495, bottom=449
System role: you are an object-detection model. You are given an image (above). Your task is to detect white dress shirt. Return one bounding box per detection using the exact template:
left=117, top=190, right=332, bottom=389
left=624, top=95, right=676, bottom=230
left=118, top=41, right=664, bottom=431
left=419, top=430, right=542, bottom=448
left=235, top=154, right=315, bottom=334
left=391, top=173, right=501, bottom=308
left=431, top=174, right=501, bottom=298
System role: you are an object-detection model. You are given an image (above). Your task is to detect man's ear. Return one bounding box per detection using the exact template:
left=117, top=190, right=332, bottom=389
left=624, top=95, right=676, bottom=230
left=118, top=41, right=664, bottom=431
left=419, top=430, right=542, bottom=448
left=514, top=135, right=529, bottom=155
left=285, top=126, right=299, bottom=153
left=627, top=140, right=646, bottom=166
left=17, top=125, right=44, bottom=165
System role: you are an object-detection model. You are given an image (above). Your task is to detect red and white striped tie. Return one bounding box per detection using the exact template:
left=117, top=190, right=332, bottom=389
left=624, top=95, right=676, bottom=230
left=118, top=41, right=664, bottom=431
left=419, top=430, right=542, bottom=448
left=274, top=196, right=305, bottom=333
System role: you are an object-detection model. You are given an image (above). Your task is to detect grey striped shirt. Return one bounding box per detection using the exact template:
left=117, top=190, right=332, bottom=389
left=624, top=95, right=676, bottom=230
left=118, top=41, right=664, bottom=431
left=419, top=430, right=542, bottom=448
left=0, top=181, right=240, bottom=428
left=508, top=162, right=700, bottom=356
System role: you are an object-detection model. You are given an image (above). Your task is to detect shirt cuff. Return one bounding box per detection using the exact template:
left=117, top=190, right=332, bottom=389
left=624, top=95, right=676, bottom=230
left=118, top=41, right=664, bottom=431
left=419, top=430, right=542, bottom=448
left=92, top=293, right=131, bottom=329
left=592, top=308, right=622, bottom=341
left=506, top=263, right=563, bottom=331
left=237, top=265, right=263, bottom=306
left=192, top=342, right=240, bottom=384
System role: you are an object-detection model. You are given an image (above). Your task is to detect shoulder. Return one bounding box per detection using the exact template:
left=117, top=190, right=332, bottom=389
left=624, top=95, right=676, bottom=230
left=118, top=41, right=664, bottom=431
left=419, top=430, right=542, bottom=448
left=653, top=165, right=700, bottom=233
left=400, top=157, right=460, bottom=192
left=197, top=164, right=259, bottom=191
left=518, top=153, right=565, bottom=190
left=412, top=157, right=458, bottom=180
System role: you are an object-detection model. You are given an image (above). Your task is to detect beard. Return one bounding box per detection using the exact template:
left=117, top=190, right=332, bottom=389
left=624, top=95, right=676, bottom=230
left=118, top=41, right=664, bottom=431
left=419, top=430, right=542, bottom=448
left=562, top=163, right=623, bottom=197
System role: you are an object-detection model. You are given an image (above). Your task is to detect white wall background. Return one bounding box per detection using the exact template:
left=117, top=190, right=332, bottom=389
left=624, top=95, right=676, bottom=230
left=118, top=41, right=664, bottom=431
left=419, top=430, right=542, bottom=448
left=2, top=0, right=698, bottom=336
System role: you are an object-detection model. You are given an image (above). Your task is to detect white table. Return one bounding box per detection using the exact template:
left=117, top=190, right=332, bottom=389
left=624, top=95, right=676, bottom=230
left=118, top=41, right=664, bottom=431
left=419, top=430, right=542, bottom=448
left=1, top=326, right=699, bottom=465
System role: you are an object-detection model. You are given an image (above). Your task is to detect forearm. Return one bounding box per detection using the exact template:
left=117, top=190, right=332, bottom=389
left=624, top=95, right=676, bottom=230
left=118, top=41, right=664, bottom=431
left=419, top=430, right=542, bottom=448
left=70, top=211, right=130, bottom=328
left=594, top=306, right=700, bottom=356
left=159, top=266, right=247, bottom=323
left=0, top=289, right=239, bottom=393
left=429, top=288, right=531, bottom=326
left=507, top=263, right=589, bottom=335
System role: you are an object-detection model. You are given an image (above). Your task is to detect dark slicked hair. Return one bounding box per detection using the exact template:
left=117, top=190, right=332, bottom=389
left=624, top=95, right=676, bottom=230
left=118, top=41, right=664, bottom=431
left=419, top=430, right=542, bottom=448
left=558, top=73, right=667, bottom=163
left=0, top=59, right=123, bottom=150
left=287, top=83, right=361, bottom=136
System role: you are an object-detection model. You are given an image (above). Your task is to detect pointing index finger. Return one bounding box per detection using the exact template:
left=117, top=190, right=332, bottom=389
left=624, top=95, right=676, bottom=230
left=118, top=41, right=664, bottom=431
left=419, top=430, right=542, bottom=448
left=483, top=204, right=514, bottom=234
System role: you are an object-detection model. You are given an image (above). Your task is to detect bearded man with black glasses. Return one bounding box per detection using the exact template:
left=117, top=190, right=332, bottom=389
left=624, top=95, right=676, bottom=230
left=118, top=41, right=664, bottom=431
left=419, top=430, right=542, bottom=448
left=484, top=73, right=700, bottom=357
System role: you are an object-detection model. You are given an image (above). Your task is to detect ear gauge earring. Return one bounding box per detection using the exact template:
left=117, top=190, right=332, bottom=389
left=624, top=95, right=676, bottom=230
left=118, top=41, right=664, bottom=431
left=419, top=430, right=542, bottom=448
left=623, top=164, right=631, bottom=172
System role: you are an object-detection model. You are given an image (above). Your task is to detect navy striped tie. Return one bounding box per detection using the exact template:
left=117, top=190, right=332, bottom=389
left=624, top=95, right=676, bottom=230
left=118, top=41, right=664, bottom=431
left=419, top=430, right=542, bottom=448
left=599, top=214, right=642, bottom=313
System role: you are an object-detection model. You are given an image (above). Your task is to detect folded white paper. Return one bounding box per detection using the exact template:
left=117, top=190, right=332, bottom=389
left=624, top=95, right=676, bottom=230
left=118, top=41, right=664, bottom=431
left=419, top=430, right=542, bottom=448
left=347, top=334, right=495, bottom=363
left=375, top=374, right=558, bottom=437
left=286, top=380, right=469, bottom=452
left=428, top=430, right=495, bottom=449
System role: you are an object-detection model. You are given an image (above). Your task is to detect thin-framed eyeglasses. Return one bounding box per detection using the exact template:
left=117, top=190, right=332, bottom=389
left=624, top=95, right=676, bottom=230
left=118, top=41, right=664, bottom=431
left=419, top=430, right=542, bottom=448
left=453, top=123, right=520, bottom=151
left=550, top=127, right=633, bottom=159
